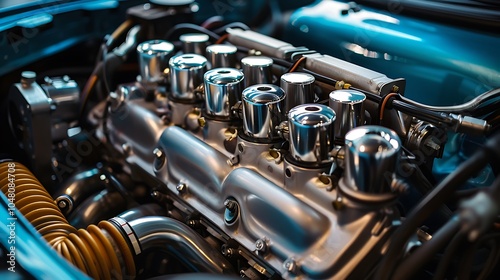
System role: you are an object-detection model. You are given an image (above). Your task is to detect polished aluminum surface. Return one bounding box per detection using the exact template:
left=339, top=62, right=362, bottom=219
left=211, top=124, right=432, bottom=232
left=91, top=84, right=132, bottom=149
left=280, top=72, right=316, bottom=114
left=69, top=189, right=125, bottom=228
left=241, top=56, right=273, bottom=87
left=137, top=40, right=174, bottom=83
left=344, top=126, right=401, bottom=194
left=329, top=89, right=366, bottom=142
left=152, top=125, right=395, bottom=278
left=242, top=84, right=285, bottom=139
left=169, top=54, right=207, bottom=100
left=126, top=216, right=233, bottom=273
left=118, top=204, right=166, bottom=221
left=288, top=104, right=336, bottom=162
left=204, top=68, right=244, bottom=117
left=180, top=33, right=209, bottom=55
left=206, top=44, right=238, bottom=68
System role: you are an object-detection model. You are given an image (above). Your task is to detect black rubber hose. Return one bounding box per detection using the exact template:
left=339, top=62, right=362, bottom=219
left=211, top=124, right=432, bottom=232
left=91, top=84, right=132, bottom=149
left=164, top=23, right=220, bottom=42
left=375, top=132, right=500, bottom=280
left=432, top=230, right=467, bottom=280
left=391, top=216, right=461, bottom=280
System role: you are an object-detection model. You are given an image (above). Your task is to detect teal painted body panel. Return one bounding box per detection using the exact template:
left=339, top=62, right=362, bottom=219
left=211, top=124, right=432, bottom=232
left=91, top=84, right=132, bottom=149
left=283, top=1, right=499, bottom=105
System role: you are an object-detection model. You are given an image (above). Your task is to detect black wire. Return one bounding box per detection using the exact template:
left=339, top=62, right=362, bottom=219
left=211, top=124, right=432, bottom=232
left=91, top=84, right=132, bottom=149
left=457, top=232, right=500, bottom=280
left=101, top=44, right=111, bottom=95
left=453, top=188, right=485, bottom=200
left=375, top=132, right=500, bottom=280
left=164, top=23, right=221, bottom=42
left=477, top=238, right=500, bottom=280
left=391, top=216, right=461, bottom=280
left=432, top=230, right=467, bottom=280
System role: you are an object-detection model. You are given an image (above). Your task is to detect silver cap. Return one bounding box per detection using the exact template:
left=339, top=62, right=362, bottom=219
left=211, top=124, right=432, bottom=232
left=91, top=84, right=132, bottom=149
left=242, top=84, right=285, bottom=139
left=344, top=126, right=401, bottom=195
left=288, top=104, right=336, bottom=163
left=180, top=33, right=209, bottom=56
left=241, top=56, right=273, bottom=87
left=329, top=89, right=366, bottom=142
left=206, top=44, right=238, bottom=68
left=137, top=40, right=174, bottom=83
left=204, top=68, right=244, bottom=117
left=280, top=72, right=315, bottom=114
left=169, top=54, right=208, bottom=100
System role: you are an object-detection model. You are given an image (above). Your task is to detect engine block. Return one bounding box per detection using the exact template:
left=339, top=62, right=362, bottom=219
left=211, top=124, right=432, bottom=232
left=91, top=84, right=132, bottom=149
left=1, top=1, right=499, bottom=279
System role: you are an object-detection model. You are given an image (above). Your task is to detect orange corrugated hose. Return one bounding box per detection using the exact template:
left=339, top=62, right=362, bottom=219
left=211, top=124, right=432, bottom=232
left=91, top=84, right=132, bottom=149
left=0, top=162, right=136, bottom=280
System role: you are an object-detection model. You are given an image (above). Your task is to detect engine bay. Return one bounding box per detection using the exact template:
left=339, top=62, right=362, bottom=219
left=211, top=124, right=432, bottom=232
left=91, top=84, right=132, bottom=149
left=1, top=1, right=499, bottom=279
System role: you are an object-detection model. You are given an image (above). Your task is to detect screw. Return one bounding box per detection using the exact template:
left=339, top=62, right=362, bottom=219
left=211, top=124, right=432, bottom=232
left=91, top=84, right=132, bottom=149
left=332, top=196, right=344, bottom=210
left=391, top=85, right=400, bottom=93
left=151, top=190, right=160, bottom=198
left=58, top=200, right=67, bottom=209
left=55, top=195, right=73, bottom=213
left=227, top=155, right=239, bottom=167
left=153, top=148, right=163, bottom=158
left=122, top=143, right=131, bottom=155
left=176, top=182, right=187, bottom=193
left=198, top=117, right=206, bottom=127
left=221, top=244, right=235, bottom=258
left=187, top=220, right=199, bottom=227
left=255, top=238, right=268, bottom=254
left=21, top=71, right=36, bottom=87
left=284, top=258, right=297, bottom=273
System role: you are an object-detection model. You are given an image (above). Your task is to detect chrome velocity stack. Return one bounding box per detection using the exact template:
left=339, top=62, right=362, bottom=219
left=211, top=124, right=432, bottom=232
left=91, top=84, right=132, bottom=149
left=137, top=40, right=174, bottom=83
left=329, top=89, right=366, bottom=143
left=169, top=54, right=207, bottom=101
left=343, top=126, right=401, bottom=197
left=241, top=56, right=273, bottom=87
left=280, top=72, right=316, bottom=114
left=242, top=84, right=285, bottom=139
left=204, top=68, right=244, bottom=118
left=180, top=33, right=210, bottom=56
left=206, top=44, right=238, bottom=68
left=288, top=104, right=336, bottom=163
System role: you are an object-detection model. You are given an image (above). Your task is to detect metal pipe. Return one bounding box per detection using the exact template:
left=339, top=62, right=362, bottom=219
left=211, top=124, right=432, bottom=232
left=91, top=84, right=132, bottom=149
left=118, top=204, right=166, bottom=221
left=126, top=216, right=234, bottom=274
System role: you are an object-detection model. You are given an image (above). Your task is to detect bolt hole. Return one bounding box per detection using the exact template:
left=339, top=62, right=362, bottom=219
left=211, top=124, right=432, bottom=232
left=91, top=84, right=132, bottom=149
left=238, top=143, right=244, bottom=152
left=305, top=106, right=320, bottom=111
left=183, top=55, right=194, bottom=59
left=285, top=168, right=292, bottom=178
left=257, top=86, right=272, bottom=91
left=218, top=70, right=230, bottom=74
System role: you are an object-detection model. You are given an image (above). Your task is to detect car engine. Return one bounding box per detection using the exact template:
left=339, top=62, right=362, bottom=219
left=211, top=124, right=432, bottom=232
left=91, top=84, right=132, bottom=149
left=1, top=0, right=499, bottom=279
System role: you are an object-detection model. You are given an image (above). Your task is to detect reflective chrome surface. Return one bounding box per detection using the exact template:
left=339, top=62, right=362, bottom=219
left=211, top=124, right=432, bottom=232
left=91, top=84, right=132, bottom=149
left=329, top=89, right=366, bottom=142
left=288, top=104, right=336, bottom=162
left=204, top=68, right=244, bottom=117
left=280, top=72, right=315, bottom=114
left=126, top=216, right=233, bottom=273
left=241, top=56, right=273, bottom=87
left=206, top=44, right=238, bottom=68
left=344, top=126, right=401, bottom=194
left=180, top=33, right=210, bottom=55
left=137, top=40, right=174, bottom=83
left=242, top=84, right=285, bottom=139
left=169, top=54, right=207, bottom=100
